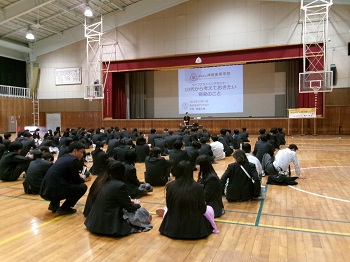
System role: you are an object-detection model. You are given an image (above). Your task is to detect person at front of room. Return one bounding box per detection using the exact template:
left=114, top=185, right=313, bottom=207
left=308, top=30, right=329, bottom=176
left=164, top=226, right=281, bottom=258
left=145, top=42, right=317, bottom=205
left=40, top=142, right=88, bottom=215
left=183, top=112, right=190, bottom=126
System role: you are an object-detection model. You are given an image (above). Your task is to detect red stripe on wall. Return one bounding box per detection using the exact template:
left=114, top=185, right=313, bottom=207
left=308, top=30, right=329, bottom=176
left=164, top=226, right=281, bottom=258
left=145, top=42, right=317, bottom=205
left=103, top=44, right=303, bottom=72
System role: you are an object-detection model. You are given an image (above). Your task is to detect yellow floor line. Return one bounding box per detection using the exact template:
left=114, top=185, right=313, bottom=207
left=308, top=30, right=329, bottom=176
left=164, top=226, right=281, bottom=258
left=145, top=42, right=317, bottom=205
left=0, top=216, right=62, bottom=247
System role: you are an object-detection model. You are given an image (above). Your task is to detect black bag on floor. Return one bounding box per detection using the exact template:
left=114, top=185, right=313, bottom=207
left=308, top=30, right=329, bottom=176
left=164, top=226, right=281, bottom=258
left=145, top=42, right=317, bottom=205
left=267, top=175, right=298, bottom=186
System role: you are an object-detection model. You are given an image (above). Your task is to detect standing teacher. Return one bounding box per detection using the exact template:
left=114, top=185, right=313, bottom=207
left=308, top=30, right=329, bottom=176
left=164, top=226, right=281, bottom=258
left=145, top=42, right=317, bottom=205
left=183, top=112, right=190, bottom=126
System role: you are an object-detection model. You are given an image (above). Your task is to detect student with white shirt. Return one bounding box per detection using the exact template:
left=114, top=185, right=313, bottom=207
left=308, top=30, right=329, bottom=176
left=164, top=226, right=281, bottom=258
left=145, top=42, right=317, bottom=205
left=242, top=143, right=264, bottom=178
left=210, top=135, right=225, bottom=161
left=263, top=144, right=301, bottom=177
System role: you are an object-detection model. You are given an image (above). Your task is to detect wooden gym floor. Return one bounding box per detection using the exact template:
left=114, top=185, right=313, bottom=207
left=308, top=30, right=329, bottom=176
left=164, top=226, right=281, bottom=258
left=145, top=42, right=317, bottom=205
left=1, top=135, right=350, bottom=261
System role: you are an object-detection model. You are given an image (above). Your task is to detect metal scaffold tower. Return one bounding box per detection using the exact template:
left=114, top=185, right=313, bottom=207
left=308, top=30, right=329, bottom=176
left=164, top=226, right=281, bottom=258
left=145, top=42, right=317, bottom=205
left=84, top=16, right=104, bottom=99
left=299, top=0, right=333, bottom=94
left=84, top=16, right=115, bottom=100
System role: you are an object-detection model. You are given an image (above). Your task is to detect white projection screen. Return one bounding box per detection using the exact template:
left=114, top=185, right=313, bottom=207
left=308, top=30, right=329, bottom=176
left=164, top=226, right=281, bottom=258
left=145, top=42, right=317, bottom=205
left=178, top=65, right=243, bottom=115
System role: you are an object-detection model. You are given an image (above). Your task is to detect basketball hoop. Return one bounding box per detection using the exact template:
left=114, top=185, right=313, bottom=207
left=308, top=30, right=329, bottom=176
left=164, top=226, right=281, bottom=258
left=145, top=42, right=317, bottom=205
left=311, top=86, right=321, bottom=95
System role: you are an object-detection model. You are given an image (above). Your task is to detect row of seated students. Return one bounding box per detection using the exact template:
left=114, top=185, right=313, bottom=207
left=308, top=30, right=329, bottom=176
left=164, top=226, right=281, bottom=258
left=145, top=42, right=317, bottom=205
left=0, top=125, right=292, bottom=240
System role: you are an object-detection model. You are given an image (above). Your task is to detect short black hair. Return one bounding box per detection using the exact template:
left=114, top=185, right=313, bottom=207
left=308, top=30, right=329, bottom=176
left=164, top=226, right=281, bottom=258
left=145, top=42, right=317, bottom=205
left=211, top=134, right=218, bottom=142
left=288, top=144, right=298, bottom=150
left=68, top=141, right=86, bottom=152
left=124, top=150, right=137, bottom=163
left=242, top=143, right=251, bottom=153
left=173, top=140, right=183, bottom=149
left=8, top=141, right=22, bottom=152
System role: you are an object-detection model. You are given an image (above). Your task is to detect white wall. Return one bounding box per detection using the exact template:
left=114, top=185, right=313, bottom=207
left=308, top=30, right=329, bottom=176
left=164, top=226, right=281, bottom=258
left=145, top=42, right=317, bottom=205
left=37, top=0, right=350, bottom=100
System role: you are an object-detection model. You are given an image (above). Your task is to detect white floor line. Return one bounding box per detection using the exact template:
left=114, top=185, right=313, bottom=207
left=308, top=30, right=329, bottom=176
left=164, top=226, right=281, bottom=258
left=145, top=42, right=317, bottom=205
left=287, top=165, right=350, bottom=203
left=288, top=186, right=350, bottom=203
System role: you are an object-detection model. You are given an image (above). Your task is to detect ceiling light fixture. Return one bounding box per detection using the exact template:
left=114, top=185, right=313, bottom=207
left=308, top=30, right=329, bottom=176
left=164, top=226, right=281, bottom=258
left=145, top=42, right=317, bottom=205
left=84, top=2, right=93, bottom=17
left=26, top=28, right=35, bottom=40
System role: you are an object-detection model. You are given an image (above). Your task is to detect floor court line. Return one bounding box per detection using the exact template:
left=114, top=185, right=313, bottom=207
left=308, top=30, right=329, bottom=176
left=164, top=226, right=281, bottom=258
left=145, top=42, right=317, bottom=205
left=0, top=216, right=62, bottom=247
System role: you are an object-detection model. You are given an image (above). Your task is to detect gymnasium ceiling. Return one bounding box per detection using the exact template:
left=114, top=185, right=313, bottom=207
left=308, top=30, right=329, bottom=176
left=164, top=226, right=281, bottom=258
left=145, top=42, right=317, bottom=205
left=0, top=0, right=348, bottom=60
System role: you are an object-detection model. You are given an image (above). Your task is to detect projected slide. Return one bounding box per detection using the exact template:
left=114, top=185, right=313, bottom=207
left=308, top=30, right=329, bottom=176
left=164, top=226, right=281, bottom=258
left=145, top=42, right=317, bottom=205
left=178, top=65, right=243, bottom=114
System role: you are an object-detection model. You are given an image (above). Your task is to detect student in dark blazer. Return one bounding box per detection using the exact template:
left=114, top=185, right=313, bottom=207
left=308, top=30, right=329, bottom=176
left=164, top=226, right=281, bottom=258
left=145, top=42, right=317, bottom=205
left=145, top=147, right=173, bottom=186
left=253, top=134, right=274, bottom=163
left=0, top=142, right=33, bottom=181
left=23, top=152, right=54, bottom=194
left=40, top=142, right=88, bottom=215
left=169, top=140, right=190, bottom=177
left=84, top=159, right=151, bottom=237
left=20, top=132, right=37, bottom=156
left=196, top=155, right=225, bottom=218
left=123, top=151, right=152, bottom=199
left=135, top=136, right=150, bottom=163
left=221, top=150, right=260, bottom=202
left=159, top=160, right=213, bottom=239
left=90, top=142, right=108, bottom=176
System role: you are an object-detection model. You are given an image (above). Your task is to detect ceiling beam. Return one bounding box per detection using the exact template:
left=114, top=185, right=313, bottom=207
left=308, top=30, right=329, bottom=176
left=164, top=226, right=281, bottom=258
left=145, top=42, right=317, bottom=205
left=31, top=0, right=189, bottom=58
left=259, top=0, right=349, bottom=4
left=0, top=0, right=53, bottom=26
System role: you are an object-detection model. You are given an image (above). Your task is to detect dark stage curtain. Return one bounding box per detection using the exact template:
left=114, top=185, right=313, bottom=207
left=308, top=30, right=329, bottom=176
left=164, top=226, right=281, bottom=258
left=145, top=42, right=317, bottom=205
left=0, top=56, right=26, bottom=87
left=112, top=72, right=126, bottom=119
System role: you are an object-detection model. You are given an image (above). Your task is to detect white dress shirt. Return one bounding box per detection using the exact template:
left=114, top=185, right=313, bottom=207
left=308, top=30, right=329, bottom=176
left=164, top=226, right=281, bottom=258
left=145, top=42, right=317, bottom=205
left=245, top=153, right=263, bottom=176
left=273, top=148, right=301, bottom=176
left=210, top=141, right=225, bottom=160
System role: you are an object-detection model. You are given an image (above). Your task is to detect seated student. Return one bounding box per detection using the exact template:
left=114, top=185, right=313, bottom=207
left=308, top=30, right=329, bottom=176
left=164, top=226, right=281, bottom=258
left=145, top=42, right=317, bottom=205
left=198, top=137, right=214, bottom=162
left=218, top=129, right=233, bottom=157
left=0, top=142, right=34, bottom=181
left=153, top=136, right=168, bottom=156
left=169, top=140, right=190, bottom=177
left=230, top=129, right=243, bottom=150
left=145, top=147, right=172, bottom=186
left=147, top=129, right=158, bottom=146
left=135, top=136, right=150, bottom=163
left=57, top=138, right=74, bottom=158
left=3, top=132, right=12, bottom=149
left=240, top=127, right=250, bottom=142
left=23, top=151, right=54, bottom=194
left=112, top=138, right=132, bottom=163
left=276, top=127, right=286, bottom=146
left=253, top=133, right=274, bottom=164
left=123, top=151, right=153, bottom=199
left=269, top=127, right=280, bottom=150
left=106, top=137, right=119, bottom=157
left=185, top=140, right=201, bottom=171
left=159, top=160, right=217, bottom=239
left=242, top=143, right=264, bottom=178
left=262, top=144, right=301, bottom=178
left=84, top=159, right=152, bottom=236
left=221, top=150, right=260, bottom=202
left=20, top=132, right=37, bottom=156
left=0, top=136, right=6, bottom=161
left=210, top=135, right=225, bottom=161
left=196, top=155, right=225, bottom=218
left=90, top=141, right=108, bottom=176
left=40, top=142, right=88, bottom=215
